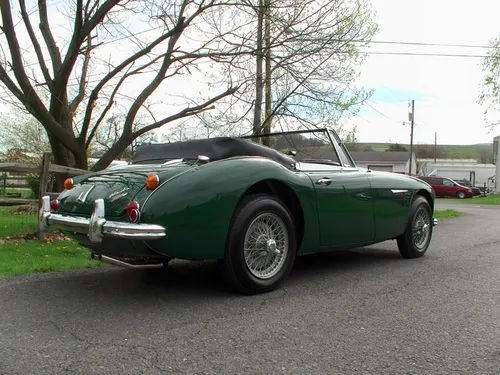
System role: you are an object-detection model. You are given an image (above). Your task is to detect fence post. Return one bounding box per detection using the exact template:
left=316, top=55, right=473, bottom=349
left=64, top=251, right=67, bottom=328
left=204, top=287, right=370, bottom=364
left=38, top=153, right=52, bottom=240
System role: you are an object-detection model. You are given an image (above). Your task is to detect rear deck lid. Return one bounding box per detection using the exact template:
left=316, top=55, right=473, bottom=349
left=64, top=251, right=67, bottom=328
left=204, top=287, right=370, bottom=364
left=57, top=163, right=194, bottom=217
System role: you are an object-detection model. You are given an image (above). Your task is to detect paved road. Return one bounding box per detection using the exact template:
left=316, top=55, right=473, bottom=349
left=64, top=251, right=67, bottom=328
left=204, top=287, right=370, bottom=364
left=1, top=203, right=500, bottom=374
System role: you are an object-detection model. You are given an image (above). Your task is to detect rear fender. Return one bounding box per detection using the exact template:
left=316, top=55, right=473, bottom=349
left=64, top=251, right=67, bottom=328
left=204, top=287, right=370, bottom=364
left=140, top=157, right=316, bottom=260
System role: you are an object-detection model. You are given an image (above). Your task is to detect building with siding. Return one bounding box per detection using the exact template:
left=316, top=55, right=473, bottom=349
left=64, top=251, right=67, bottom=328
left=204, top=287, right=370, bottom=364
left=349, top=151, right=417, bottom=174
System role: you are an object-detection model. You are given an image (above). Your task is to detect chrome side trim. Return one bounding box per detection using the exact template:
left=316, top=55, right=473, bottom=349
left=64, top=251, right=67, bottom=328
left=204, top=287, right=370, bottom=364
left=91, top=253, right=164, bottom=269
left=391, top=189, right=408, bottom=194
left=39, top=195, right=166, bottom=243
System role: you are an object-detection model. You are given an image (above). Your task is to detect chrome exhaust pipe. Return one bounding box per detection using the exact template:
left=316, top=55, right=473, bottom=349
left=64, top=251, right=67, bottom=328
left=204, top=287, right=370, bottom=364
left=91, top=253, right=164, bottom=270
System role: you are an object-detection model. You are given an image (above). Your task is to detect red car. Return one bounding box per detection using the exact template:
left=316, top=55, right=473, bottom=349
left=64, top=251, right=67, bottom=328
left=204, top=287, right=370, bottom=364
left=416, top=176, right=473, bottom=199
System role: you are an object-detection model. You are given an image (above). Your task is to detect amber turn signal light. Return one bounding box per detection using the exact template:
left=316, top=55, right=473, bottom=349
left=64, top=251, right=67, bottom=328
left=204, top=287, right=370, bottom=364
left=146, top=174, right=159, bottom=190
left=64, top=178, right=74, bottom=190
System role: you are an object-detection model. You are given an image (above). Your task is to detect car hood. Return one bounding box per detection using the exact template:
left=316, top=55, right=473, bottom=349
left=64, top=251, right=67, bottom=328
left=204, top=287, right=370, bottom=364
left=57, top=163, right=196, bottom=217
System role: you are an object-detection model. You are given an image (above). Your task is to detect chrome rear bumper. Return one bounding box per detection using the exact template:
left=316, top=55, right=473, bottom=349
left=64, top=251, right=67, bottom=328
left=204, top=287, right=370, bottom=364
left=39, top=196, right=166, bottom=243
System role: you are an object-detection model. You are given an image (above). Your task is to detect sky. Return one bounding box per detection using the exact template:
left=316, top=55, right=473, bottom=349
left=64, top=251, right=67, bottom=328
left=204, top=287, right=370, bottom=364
left=346, top=0, right=500, bottom=145
left=2, top=0, right=500, bottom=148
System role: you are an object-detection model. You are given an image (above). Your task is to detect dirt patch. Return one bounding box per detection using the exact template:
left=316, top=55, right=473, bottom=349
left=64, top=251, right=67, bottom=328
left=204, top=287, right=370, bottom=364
left=9, top=204, right=37, bottom=216
left=3, top=231, right=72, bottom=243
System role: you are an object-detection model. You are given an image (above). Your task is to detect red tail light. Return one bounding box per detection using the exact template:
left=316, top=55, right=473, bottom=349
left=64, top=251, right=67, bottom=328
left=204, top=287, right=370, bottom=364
left=50, top=199, right=59, bottom=212
left=126, top=201, right=140, bottom=222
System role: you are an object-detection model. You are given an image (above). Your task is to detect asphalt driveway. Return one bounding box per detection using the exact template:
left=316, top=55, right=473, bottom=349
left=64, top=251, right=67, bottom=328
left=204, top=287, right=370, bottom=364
left=1, top=203, right=499, bottom=374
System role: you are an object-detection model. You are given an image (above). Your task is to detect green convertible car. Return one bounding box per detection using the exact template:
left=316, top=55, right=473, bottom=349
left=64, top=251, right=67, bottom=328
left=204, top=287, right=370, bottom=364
left=40, top=128, right=437, bottom=294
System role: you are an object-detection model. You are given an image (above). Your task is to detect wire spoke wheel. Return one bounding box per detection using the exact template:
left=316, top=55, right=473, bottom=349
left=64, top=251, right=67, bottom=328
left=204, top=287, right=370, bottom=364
left=397, top=196, right=434, bottom=259
left=221, top=194, right=297, bottom=294
left=243, top=212, right=289, bottom=279
left=412, top=206, right=431, bottom=250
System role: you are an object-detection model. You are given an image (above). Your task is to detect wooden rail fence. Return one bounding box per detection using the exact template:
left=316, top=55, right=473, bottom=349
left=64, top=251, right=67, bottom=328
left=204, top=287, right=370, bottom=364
left=0, top=152, right=90, bottom=239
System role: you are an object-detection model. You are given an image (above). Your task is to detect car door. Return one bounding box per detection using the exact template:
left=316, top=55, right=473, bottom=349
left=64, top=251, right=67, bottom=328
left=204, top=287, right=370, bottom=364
left=430, top=177, right=444, bottom=196
left=441, top=178, right=456, bottom=197
left=303, top=164, right=375, bottom=249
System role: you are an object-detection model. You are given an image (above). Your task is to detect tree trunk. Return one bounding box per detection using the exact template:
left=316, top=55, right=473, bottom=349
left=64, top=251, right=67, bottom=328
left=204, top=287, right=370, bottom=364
left=91, top=137, right=131, bottom=172
left=45, top=88, right=90, bottom=190
left=47, top=133, right=88, bottom=191
left=252, top=0, right=264, bottom=141
left=263, top=0, right=272, bottom=147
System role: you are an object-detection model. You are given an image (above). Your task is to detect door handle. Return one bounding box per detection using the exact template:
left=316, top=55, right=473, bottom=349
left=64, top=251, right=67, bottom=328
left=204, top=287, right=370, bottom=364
left=316, top=178, right=332, bottom=185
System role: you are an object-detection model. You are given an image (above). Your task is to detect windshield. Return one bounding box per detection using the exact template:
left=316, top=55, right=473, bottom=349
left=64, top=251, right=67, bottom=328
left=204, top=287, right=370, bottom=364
left=243, top=129, right=353, bottom=167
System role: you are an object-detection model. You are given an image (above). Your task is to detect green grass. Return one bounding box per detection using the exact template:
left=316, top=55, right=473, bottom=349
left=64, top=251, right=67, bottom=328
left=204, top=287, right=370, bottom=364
left=0, top=205, right=38, bottom=237
left=441, top=194, right=500, bottom=205
left=0, top=238, right=105, bottom=278
left=0, top=188, right=34, bottom=198
left=433, top=209, right=465, bottom=220
left=0, top=201, right=106, bottom=278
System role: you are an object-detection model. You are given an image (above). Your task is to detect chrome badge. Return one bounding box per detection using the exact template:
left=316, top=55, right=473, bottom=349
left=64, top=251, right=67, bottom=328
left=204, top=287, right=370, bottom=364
left=108, top=187, right=130, bottom=203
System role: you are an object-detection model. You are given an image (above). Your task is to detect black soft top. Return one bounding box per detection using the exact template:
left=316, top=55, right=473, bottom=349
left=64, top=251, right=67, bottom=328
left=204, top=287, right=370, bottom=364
left=132, top=137, right=295, bottom=169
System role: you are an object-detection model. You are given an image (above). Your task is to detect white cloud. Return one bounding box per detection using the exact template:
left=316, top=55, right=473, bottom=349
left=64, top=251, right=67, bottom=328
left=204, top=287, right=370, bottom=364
left=345, top=0, right=500, bottom=145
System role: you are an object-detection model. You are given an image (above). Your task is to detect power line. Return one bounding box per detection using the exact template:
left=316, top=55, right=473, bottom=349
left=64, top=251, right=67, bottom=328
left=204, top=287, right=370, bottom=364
left=360, top=51, right=489, bottom=58
left=364, top=100, right=400, bottom=123
left=365, top=40, right=494, bottom=49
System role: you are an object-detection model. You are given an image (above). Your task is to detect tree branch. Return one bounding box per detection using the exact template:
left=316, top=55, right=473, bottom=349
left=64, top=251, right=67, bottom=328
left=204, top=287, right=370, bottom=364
left=0, top=0, right=80, bottom=153
left=19, top=0, right=53, bottom=89
left=38, top=0, right=62, bottom=73
left=85, top=67, right=137, bottom=148
left=57, top=0, right=120, bottom=89
left=69, top=37, right=92, bottom=116
left=79, top=25, right=183, bottom=141
left=132, top=86, right=239, bottom=139
left=0, top=65, right=26, bottom=105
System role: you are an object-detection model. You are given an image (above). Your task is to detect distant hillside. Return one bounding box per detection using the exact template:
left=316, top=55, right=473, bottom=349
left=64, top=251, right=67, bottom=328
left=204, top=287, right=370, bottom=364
left=471, top=143, right=494, bottom=147
left=349, top=142, right=495, bottom=163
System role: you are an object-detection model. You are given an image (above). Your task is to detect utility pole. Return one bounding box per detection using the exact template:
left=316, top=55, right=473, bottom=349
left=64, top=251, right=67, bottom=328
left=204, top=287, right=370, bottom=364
left=434, top=132, right=437, bottom=163
left=408, top=100, right=415, bottom=175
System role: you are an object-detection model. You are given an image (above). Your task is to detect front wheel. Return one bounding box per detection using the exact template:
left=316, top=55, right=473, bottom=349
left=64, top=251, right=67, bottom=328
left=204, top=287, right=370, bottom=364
left=220, top=194, right=297, bottom=295
left=397, top=195, right=433, bottom=259
left=456, top=191, right=466, bottom=199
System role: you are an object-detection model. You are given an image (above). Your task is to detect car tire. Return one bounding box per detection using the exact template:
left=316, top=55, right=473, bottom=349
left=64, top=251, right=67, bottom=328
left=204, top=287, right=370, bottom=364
left=397, top=195, right=433, bottom=259
left=456, top=191, right=466, bottom=199
left=220, top=194, right=297, bottom=295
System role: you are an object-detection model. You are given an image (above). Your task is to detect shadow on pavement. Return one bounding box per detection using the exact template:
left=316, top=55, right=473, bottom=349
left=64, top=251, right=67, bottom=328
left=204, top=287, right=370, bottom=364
left=3, top=244, right=407, bottom=303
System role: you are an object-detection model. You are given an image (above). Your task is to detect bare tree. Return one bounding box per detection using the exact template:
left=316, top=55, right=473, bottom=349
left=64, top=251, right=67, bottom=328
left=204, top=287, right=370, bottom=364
left=0, top=115, right=50, bottom=154
left=0, top=0, right=250, bottom=187
left=198, top=0, right=378, bottom=138
left=0, top=0, right=376, bottom=190
left=479, top=36, right=500, bottom=129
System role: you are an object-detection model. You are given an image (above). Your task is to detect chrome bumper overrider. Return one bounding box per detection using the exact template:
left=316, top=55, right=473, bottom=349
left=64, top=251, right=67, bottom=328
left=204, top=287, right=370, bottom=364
left=39, top=196, right=166, bottom=243
left=433, top=218, right=438, bottom=226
